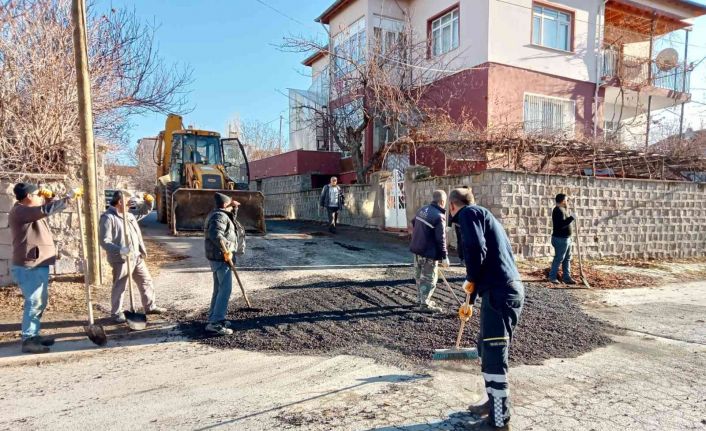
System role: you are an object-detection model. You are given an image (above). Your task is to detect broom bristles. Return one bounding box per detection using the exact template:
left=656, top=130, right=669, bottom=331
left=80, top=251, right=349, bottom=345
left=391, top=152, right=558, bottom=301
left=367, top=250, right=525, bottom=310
left=432, top=348, right=478, bottom=361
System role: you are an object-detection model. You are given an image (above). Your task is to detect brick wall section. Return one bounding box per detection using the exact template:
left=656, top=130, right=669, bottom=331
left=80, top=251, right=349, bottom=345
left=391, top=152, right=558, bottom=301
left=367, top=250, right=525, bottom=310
left=257, top=169, right=705, bottom=260
left=408, top=170, right=706, bottom=260
left=0, top=179, right=84, bottom=286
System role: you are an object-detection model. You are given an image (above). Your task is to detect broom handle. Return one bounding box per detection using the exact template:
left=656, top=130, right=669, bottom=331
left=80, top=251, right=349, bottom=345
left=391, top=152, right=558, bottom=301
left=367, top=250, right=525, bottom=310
left=121, top=198, right=136, bottom=312
left=455, top=292, right=472, bottom=349
left=77, top=200, right=95, bottom=325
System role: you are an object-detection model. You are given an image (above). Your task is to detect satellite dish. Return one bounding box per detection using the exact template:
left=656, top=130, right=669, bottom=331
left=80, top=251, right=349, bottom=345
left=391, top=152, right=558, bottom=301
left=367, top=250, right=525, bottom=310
left=655, top=48, right=679, bottom=71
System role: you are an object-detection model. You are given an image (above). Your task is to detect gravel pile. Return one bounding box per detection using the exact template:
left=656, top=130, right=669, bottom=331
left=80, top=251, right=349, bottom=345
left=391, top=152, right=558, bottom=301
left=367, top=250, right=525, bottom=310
left=180, top=271, right=613, bottom=366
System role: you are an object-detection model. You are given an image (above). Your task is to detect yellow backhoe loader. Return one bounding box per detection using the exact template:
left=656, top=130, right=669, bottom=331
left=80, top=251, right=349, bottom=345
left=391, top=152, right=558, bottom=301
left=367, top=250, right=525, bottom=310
left=154, top=114, right=266, bottom=234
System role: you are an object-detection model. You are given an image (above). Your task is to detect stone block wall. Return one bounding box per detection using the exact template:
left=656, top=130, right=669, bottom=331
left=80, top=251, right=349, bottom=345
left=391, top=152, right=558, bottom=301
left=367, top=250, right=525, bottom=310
left=252, top=174, right=313, bottom=195
left=0, top=178, right=83, bottom=286
left=264, top=182, right=385, bottom=229
left=408, top=170, right=706, bottom=260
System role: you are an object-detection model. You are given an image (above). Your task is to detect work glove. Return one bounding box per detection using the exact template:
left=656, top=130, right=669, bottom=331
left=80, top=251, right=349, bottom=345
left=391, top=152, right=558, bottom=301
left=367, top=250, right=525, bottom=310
left=458, top=303, right=473, bottom=322
left=38, top=188, right=54, bottom=199
left=223, top=250, right=233, bottom=263
left=67, top=187, right=83, bottom=200
left=462, top=280, right=475, bottom=295
left=119, top=246, right=131, bottom=257
left=440, top=258, right=450, bottom=268
left=143, top=193, right=154, bottom=203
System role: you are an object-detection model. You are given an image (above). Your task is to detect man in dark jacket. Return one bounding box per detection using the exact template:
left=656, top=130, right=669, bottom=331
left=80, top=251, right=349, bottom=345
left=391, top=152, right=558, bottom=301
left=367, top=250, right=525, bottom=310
left=549, top=193, right=576, bottom=284
left=9, top=183, right=79, bottom=353
left=409, top=190, right=449, bottom=312
left=319, top=176, right=345, bottom=233
left=203, top=192, right=240, bottom=335
left=449, top=187, right=523, bottom=430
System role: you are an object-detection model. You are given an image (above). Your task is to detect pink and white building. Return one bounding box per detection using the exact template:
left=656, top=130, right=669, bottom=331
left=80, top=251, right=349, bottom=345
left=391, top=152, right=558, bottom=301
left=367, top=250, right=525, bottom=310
left=288, top=0, right=706, bottom=180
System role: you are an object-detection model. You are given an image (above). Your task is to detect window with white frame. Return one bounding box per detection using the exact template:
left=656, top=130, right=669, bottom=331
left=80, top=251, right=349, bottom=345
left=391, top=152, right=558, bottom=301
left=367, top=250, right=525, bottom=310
left=430, top=8, right=459, bottom=57
left=373, top=15, right=405, bottom=57
left=523, top=94, right=575, bottom=136
left=532, top=4, right=572, bottom=51
left=333, top=18, right=366, bottom=79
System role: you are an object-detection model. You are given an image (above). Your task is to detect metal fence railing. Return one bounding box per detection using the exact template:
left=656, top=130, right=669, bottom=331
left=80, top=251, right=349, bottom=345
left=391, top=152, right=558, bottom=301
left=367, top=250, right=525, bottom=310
left=602, top=49, right=691, bottom=93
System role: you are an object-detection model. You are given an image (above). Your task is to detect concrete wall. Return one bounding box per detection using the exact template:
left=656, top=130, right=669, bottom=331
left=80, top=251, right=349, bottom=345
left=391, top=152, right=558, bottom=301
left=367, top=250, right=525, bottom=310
left=264, top=182, right=385, bottom=229
left=407, top=170, right=706, bottom=260
left=0, top=177, right=84, bottom=286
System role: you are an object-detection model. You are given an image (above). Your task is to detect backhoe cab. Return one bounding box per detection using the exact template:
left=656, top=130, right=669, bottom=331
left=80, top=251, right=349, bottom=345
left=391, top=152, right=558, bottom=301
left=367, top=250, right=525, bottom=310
left=154, top=114, right=265, bottom=234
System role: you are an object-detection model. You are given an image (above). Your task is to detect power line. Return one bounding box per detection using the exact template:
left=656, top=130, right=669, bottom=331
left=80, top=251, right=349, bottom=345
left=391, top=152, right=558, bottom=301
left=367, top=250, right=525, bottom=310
left=253, top=0, right=311, bottom=28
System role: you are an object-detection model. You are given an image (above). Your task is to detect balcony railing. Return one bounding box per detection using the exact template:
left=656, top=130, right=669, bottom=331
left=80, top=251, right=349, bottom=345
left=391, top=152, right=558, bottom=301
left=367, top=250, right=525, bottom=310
left=602, top=49, right=691, bottom=93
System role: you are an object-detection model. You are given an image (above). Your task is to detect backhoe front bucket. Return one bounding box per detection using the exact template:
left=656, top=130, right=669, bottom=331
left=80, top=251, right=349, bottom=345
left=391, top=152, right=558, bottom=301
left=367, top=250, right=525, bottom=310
left=171, top=189, right=266, bottom=234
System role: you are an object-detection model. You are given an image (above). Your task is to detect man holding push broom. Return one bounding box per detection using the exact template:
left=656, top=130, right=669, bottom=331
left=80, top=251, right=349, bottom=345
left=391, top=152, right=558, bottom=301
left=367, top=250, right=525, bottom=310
left=447, top=187, right=524, bottom=430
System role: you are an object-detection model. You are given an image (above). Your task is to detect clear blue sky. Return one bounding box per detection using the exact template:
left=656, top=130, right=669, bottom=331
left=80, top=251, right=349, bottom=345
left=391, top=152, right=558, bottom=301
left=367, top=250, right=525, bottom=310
left=102, top=0, right=331, bottom=152
left=103, top=0, right=706, bottom=155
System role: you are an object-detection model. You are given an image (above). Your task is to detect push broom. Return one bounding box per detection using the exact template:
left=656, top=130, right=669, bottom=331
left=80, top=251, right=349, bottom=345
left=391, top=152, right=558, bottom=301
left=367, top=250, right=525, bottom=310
left=432, top=270, right=478, bottom=361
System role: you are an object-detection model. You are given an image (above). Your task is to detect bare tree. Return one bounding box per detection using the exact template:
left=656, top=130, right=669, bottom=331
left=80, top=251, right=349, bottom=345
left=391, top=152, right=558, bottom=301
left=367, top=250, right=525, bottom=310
left=282, top=14, right=470, bottom=183
left=228, top=117, right=286, bottom=161
left=0, top=0, right=192, bottom=175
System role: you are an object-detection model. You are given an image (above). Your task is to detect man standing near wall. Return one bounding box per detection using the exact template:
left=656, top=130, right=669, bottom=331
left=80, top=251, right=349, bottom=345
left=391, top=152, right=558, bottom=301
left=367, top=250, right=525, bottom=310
left=203, top=193, right=241, bottom=336
left=99, top=191, right=166, bottom=324
left=319, top=176, right=345, bottom=233
left=9, top=183, right=79, bottom=354
left=549, top=193, right=576, bottom=285
left=448, top=187, right=524, bottom=430
left=409, top=190, right=449, bottom=313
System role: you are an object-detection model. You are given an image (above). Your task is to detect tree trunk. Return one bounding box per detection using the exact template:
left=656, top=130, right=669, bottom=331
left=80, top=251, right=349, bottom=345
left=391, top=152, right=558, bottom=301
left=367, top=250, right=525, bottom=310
left=350, top=143, right=366, bottom=183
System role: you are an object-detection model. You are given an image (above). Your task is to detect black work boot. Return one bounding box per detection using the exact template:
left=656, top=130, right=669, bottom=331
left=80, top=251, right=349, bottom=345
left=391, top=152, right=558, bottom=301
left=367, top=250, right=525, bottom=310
left=21, top=337, right=50, bottom=354
left=38, top=336, right=55, bottom=346
left=468, top=400, right=490, bottom=417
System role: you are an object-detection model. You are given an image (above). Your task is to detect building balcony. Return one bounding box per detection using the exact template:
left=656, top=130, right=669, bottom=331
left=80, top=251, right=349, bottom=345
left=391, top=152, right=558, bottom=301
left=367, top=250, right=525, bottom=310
left=601, top=49, right=691, bottom=94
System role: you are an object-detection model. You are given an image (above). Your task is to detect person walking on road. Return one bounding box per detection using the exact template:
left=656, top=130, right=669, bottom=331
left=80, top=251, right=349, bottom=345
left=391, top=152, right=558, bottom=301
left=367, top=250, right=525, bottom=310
left=9, top=183, right=80, bottom=353
left=99, top=191, right=166, bottom=324
left=549, top=193, right=576, bottom=285
left=203, top=192, right=241, bottom=336
left=409, top=190, right=449, bottom=313
left=448, top=187, right=524, bottom=430
left=319, top=176, right=345, bottom=233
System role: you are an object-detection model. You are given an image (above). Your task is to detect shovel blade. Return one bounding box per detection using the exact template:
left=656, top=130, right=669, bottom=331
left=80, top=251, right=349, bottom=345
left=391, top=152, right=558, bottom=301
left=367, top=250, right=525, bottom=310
left=124, top=311, right=147, bottom=331
left=84, top=324, right=108, bottom=346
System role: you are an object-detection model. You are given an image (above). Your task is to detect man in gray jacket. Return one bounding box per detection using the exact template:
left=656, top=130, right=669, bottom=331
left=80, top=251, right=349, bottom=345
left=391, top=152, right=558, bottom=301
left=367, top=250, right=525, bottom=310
left=99, top=191, right=165, bottom=323
left=319, top=176, right=345, bottom=233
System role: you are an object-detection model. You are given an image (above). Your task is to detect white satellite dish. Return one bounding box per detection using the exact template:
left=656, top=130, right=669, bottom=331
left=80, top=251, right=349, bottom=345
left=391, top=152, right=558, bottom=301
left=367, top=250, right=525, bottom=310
left=655, top=48, right=679, bottom=71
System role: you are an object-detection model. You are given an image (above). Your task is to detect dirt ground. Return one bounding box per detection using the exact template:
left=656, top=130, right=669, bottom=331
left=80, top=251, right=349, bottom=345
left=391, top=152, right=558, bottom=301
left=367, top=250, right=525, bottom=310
left=180, top=269, right=613, bottom=367
left=0, top=237, right=186, bottom=344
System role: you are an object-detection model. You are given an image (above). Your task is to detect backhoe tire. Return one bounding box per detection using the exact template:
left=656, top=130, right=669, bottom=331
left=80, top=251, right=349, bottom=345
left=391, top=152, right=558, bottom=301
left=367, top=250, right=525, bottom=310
left=156, top=184, right=167, bottom=224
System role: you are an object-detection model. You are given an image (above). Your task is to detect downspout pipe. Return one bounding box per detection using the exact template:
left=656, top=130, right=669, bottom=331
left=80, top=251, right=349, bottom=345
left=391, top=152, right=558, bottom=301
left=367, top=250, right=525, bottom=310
left=593, top=0, right=608, bottom=138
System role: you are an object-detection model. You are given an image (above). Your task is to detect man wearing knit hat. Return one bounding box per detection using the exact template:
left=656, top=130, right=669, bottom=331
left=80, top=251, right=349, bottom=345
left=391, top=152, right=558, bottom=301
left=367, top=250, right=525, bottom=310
left=203, top=192, right=240, bottom=335
left=9, top=182, right=80, bottom=353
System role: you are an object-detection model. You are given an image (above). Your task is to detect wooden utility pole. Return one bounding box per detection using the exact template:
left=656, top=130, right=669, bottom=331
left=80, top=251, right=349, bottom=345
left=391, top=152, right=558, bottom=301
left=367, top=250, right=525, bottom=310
left=71, top=0, right=101, bottom=285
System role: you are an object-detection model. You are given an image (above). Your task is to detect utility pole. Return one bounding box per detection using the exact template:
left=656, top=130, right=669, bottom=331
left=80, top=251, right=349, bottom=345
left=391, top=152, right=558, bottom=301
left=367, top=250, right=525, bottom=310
left=71, top=0, right=101, bottom=285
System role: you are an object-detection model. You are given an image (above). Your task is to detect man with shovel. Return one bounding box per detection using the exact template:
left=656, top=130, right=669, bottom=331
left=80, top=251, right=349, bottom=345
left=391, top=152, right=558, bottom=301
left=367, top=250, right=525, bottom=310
left=99, top=191, right=166, bottom=324
left=203, top=193, right=241, bottom=336
left=9, top=183, right=81, bottom=353
left=448, top=187, right=524, bottom=430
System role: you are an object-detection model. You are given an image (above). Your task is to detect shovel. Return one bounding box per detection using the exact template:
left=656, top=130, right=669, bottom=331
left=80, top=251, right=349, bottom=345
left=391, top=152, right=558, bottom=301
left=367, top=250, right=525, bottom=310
left=121, top=196, right=147, bottom=330
left=569, top=204, right=591, bottom=289
left=219, top=239, right=255, bottom=310
left=76, top=199, right=108, bottom=346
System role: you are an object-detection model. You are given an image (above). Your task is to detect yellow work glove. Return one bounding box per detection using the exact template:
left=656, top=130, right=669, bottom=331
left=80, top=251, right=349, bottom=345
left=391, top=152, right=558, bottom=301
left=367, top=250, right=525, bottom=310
left=462, top=280, right=475, bottom=295
left=67, top=187, right=83, bottom=200
left=458, top=303, right=473, bottom=322
left=38, top=188, right=54, bottom=199
left=143, top=193, right=154, bottom=203
left=223, top=250, right=233, bottom=263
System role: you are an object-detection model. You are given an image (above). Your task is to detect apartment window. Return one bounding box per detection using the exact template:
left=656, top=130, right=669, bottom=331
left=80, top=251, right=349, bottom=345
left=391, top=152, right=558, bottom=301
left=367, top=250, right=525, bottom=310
left=373, top=15, right=405, bottom=57
left=523, top=94, right=575, bottom=136
left=532, top=4, right=572, bottom=52
left=430, top=8, right=459, bottom=57
left=333, top=17, right=366, bottom=79
left=604, top=120, right=620, bottom=140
